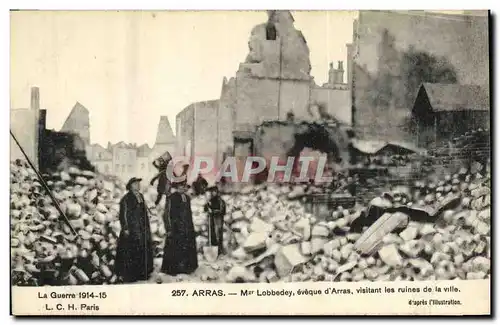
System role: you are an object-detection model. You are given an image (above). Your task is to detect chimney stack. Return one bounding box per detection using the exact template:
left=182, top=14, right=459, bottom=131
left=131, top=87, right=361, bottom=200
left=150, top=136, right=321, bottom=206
left=346, top=44, right=353, bottom=87
left=328, top=62, right=335, bottom=85
left=30, top=87, right=40, bottom=110
left=335, top=61, right=345, bottom=84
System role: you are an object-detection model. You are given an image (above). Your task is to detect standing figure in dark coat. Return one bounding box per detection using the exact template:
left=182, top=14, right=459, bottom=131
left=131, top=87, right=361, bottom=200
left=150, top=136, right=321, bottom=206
left=115, top=177, right=154, bottom=283
left=161, top=182, right=198, bottom=275
left=204, top=186, right=227, bottom=256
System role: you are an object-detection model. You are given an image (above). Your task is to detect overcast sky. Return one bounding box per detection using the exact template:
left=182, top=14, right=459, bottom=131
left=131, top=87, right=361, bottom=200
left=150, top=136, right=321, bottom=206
left=10, top=10, right=359, bottom=147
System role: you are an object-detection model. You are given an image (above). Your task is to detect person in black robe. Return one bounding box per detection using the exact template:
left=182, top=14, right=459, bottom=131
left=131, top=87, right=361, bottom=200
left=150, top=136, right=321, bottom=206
left=114, top=177, right=154, bottom=283
left=204, top=186, right=226, bottom=256
left=161, top=181, right=198, bottom=275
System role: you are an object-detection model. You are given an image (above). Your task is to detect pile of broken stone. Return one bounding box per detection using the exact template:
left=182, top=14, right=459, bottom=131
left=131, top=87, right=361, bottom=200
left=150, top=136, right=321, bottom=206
left=195, top=157, right=491, bottom=283
left=10, top=153, right=491, bottom=285
left=10, top=161, right=126, bottom=285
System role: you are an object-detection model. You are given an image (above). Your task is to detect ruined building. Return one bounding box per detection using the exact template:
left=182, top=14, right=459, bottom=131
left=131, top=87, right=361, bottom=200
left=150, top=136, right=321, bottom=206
left=11, top=87, right=94, bottom=172
left=61, top=102, right=91, bottom=145
left=11, top=87, right=42, bottom=167
left=176, top=100, right=220, bottom=162
left=13, top=86, right=177, bottom=182
left=352, top=10, right=490, bottom=142
left=176, top=10, right=352, bottom=171
left=412, top=83, right=490, bottom=147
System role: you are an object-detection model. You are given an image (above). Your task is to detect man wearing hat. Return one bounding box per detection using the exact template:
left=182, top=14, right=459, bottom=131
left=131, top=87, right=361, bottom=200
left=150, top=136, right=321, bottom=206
left=161, top=178, right=198, bottom=275
left=114, top=177, right=154, bottom=283
left=204, top=185, right=227, bottom=256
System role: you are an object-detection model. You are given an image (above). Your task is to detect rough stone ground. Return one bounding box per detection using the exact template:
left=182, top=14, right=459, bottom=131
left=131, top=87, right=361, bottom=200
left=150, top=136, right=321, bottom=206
left=143, top=259, right=230, bottom=284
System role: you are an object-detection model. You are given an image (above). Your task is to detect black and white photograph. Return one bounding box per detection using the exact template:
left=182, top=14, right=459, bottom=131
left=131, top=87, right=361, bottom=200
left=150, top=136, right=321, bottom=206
left=9, top=9, right=491, bottom=315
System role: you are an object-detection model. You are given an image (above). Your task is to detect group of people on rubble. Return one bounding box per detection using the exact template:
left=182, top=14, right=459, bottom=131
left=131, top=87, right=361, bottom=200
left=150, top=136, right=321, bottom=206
left=113, top=155, right=226, bottom=284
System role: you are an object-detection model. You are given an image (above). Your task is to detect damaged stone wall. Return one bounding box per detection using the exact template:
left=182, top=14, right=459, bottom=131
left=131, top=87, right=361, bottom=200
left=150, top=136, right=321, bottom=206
left=311, top=87, right=351, bottom=125
left=179, top=11, right=352, bottom=167
left=234, top=77, right=280, bottom=131
left=10, top=108, right=40, bottom=167
left=355, top=11, right=489, bottom=88
left=233, top=77, right=316, bottom=129
left=238, top=11, right=311, bottom=80
left=353, top=11, right=489, bottom=142
left=278, top=80, right=311, bottom=120
left=253, top=121, right=352, bottom=177
left=176, top=99, right=222, bottom=177
left=217, top=77, right=237, bottom=166
left=254, top=122, right=296, bottom=163
left=233, top=11, right=315, bottom=133
left=60, top=102, right=91, bottom=145
left=10, top=87, right=42, bottom=168
left=193, top=100, right=219, bottom=159
left=176, top=104, right=195, bottom=157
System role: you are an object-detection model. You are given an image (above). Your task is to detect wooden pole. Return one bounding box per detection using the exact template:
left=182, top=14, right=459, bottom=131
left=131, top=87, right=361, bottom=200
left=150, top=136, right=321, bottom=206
left=278, top=35, right=282, bottom=119
left=10, top=130, right=78, bottom=237
left=434, top=115, right=438, bottom=144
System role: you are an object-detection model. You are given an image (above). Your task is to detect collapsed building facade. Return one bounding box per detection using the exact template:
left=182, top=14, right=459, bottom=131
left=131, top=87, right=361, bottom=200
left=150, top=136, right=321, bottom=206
left=176, top=10, right=491, bottom=183
left=352, top=10, right=490, bottom=143
left=10, top=87, right=93, bottom=173
left=176, top=10, right=354, bottom=179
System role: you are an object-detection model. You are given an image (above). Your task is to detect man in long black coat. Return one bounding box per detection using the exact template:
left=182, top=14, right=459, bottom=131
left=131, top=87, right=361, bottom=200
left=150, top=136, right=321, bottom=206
left=115, top=177, right=154, bottom=283
left=204, top=186, right=226, bottom=256
left=161, top=181, right=198, bottom=276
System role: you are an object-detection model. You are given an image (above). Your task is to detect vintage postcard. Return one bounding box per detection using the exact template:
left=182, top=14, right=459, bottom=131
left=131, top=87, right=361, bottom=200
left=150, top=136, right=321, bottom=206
left=10, top=10, right=491, bottom=316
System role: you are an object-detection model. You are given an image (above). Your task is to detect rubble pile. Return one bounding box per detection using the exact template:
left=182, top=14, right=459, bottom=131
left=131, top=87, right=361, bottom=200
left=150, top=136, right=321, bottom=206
left=190, top=164, right=490, bottom=283
left=10, top=147, right=491, bottom=286
left=10, top=161, right=128, bottom=286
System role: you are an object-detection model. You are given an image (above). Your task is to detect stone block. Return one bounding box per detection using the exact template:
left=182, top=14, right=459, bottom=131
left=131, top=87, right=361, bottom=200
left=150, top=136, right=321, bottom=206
left=378, top=244, right=403, bottom=268
left=274, top=243, right=310, bottom=278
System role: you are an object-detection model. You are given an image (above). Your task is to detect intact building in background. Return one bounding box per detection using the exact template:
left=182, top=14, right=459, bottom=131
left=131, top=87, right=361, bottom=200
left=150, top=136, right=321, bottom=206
left=84, top=116, right=176, bottom=182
